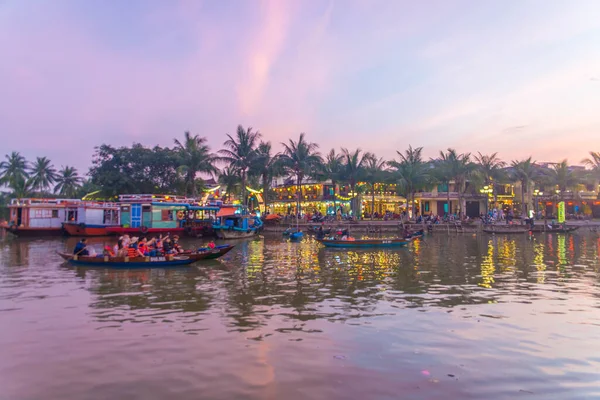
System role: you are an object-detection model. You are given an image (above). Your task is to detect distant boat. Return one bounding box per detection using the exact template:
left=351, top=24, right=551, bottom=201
left=530, top=225, right=579, bottom=233
left=213, top=206, right=263, bottom=239
left=483, top=225, right=529, bottom=234
left=318, top=237, right=410, bottom=248
left=289, top=231, right=303, bottom=241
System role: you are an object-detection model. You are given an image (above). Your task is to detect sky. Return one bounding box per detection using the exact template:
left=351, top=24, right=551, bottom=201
left=1, top=0, right=600, bottom=174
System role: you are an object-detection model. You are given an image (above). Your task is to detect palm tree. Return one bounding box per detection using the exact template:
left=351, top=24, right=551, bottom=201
left=0, top=151, right=29, bottom=192
left=341, top=148, right=370, bottom=217
left=279, top=133, right=322, bottom=217
left=320, top=149, right=344, bottom=217
left=581, top=151, right=600, bottom=189
left=218, top=166, right=241, bottom=202
left=436, top=149, right=474, bottom=218
left=54, top=166, right=83, bottom=198
left=510, top=157, right=539, bottom=217
left=545, top=160, right=579, bottom=197
left=29, top=156, right=58, bottom=193
left=362, top=153, right=388, bottom=220
left=253, top=141, right=282, bottom=213
left=474, top=152, right=506, bottom=206
left=388, top=146, right=427, bottom=220
left=218, top=125, right=261, bottom=207
left=174, top=131, right=218, bottom=197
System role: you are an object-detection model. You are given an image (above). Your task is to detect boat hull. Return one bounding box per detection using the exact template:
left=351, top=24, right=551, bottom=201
left=530, top=226, right=579, bottom=233
left=105, top=227, right=186, bottom=236
left=63, top=223, right=117, bottom=237
left=214, top=229, right=258, bottom=239
left=483, top=228, right=529, bottom=234
left=2, top=226, right=64, bottom=237
left=318, top=238, right=410, bottom=248
left=182, top=245, right=235, bottom=260
left=57, top=252, right=196, bottom=268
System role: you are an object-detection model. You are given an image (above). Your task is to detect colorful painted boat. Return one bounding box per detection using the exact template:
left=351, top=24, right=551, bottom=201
left=289, top=231, right=303, bottom=241
left=62, top=201, right=121, bottom=236
left=2, top=198, right=79, bottom=237
left=57, top=252, right=196, bottom=268
left=213, top=206, right=263, bottom=239
left=318, top=237, right=410, bottom=248
left=106, top=194, right=190, bottom=237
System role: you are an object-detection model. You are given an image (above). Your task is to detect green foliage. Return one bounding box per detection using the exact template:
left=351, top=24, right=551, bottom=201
left=0, top=152, right=29, bottom=192
left=89, top=143, right=184, bottom=197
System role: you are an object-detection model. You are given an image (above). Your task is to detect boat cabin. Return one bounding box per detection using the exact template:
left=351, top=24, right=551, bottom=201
left=4, top=198, right=80, bottom=235
left=64, top=201, right=120, bottom=226
left=116, top=194, right=190, bottom=233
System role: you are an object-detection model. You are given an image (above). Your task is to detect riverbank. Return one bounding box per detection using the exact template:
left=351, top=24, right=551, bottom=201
left=263, top=219, right=600, bottom=234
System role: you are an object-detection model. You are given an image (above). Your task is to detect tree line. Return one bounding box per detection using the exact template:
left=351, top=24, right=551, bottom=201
left=1, top=125, right=600, bottom=218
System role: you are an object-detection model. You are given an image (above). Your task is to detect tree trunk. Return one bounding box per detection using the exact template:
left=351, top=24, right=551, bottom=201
left=332, top=180, right=337, bottom=217
left=371, top=183, right=375, bottom=221
left=350, top=183, right=356, bottom=217
left=521, top=180, right=526, bottom=217
left=241, top=171, right=246, bottom=208
left=297, top=175, right=303, bottom=218
left=262, top=175, right=269, bottom=214
left=412, top=192, right=416, bottom=221
left=446, top=182, right=451, bottom=217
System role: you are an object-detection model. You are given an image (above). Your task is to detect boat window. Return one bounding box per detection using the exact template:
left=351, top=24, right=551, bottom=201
left=103, top=210, right=118, bottom=224
left=67, top=210, right=78, bottom=221
left=161, top=210, right=173, bottom=221
left=52, top=210, right=59, bottom=218
left=142, top=205, right=151, bottom=212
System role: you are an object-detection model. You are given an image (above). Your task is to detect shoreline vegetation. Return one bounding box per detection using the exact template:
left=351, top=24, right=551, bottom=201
left=1, top=125, right=600, bottom=221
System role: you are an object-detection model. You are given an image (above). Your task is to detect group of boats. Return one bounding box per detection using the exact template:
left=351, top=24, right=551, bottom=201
left=1, top=195, right=263, bottom=239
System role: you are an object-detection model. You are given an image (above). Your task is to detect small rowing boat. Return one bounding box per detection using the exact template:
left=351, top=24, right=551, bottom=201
left=483, top=225, right=529, bottom=234
left=57, top=252, right=196, bottom=268
left=317, top=237, right=410, bottom=248
left=181, top=244, right=236, bottom=260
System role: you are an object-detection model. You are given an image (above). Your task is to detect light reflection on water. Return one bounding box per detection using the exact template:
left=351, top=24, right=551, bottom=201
left=0, top=233, right=599, bottom=400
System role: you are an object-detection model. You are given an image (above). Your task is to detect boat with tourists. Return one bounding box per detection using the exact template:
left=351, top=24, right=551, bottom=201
left=57, top=251, right=197, bottom=268
left=212, top=205, right=263, bottom=239
left=1, top=198, right=79, bottom=237
left=62, top=201, right=121, bottom=236
left=318, top=237, right=411, bottom=248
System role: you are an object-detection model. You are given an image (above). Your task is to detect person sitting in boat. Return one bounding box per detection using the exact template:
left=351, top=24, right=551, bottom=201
left=162, top=237, right=175, bottom=254
left=103, top=246, right=114, bottom=257
left=137, top=237, right=150, bottom=256
left=113, top=239, right=127, bottom=257
left=172, top=235, right=184, bottom=253
left=403, top=225, right=410, bottom=238
left=127, top=237, right=144, bottom=258
left=73, top=238, right=89, bottom=256
left=317, top=225, right=325, bottom=240
left=208, top=241, right=216, bottom=249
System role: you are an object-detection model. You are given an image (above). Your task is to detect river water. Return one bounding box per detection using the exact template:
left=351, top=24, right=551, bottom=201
left=1, top=233, right=599, bottom=400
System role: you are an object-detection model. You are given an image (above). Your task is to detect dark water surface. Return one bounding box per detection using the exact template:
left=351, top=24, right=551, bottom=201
left=1, top=233, right=600, bottom=400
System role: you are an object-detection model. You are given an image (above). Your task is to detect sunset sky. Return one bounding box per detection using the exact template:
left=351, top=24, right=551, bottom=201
left=1, top=0, right=600, bottom=173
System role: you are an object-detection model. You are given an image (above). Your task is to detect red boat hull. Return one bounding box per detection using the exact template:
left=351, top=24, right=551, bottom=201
left=2, top=226, right=64, bottom=237
left=105, top=227, right=186, bottom=236
left=63, top=223, right=114, bottom=237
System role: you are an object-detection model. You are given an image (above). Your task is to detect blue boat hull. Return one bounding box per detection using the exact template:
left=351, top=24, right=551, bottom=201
left=65, top=258, right=196, bottom=268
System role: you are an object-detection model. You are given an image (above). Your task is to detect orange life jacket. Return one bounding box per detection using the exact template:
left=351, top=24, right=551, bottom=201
left=138, top=243, right=148, bottom=255
left=127, top=247, right=138, bottom=258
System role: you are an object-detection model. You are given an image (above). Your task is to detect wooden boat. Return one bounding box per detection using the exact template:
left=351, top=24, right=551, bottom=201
left=406, top=230, right=425, bottom=239
left=213, top=207, right=262, bottom=239
left=307, top=225, right=331, bottom=235
left=2, top=198, right=78, bottom=237
left=483, top=225, right=529, bottom=234
left=530, top=225, right=579, bottom=233
left=181, top=244, right=235, bottom=260
left=57, top=252, right=196, bottom=268
left=62, top=201, right=120, bottom=236
left=318, top=237, right=410, bottom=248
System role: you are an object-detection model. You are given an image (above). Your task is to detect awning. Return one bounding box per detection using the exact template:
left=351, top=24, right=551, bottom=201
left=217, top=208, right=236, bottom=217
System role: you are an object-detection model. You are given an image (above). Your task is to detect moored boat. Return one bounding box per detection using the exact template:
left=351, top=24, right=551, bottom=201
left=289, top=231, right=303, bottom=241
left=62, top=201, right=121, bottom=236
left=483, top=225, right=529, bottom=234
left=57, top=252, right=196, bottom=268
left=213, top=205, right=263, bottom=239
left=318, top=237, right=411, bottom=248
left=530, top=225, right=579, bottom=233
left=106, top=194, right=190, bottom=237
left=2, top=198, right=79, bottom=237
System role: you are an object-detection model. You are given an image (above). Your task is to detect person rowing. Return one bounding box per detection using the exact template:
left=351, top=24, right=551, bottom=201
left=73, top=238, right=89, bottom=256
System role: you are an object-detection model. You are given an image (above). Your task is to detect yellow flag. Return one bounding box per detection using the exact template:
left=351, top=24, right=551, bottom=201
left=557, top=201, right=565, bottom=223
